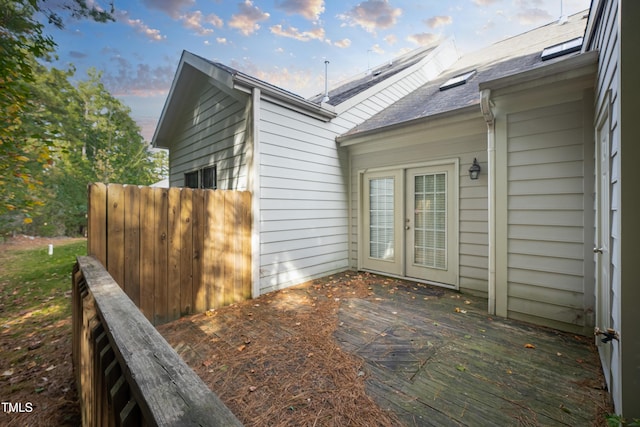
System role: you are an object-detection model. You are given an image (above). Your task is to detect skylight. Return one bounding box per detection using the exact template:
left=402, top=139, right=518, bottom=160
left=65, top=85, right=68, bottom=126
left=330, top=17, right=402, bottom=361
left=541, top=37, right=583, bottom=61
left=439, top=70, right=476, bottom=91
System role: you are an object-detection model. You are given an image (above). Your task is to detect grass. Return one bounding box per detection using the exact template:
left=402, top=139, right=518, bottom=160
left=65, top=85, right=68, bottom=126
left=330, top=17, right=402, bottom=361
left=1, top=240, right=86, bottom=333
left=0, top=238, right=86, bottom=426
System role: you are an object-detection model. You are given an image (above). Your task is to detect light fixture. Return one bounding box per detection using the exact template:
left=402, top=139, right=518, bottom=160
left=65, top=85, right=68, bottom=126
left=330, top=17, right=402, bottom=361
left=469, top=158, right=481, bottom=180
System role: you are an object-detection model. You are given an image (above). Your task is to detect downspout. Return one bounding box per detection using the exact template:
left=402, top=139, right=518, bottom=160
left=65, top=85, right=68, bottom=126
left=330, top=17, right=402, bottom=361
left=250, top=88, right=261, bottom=299
left=480, top=89, right=496, bottom=315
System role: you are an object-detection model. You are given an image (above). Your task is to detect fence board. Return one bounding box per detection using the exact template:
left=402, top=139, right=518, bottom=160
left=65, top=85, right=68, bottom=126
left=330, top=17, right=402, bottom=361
left=192, top=190, right=206, bottom=313
left=167, top=188, right=181, bottom=322
left=140, top=186, right=155, bottom=322
left=87, top=183, right=252, bottom=325
left=88, top=183, right=107, bottom=266
left=107, top=184, right=125, bottom=288
left=179, top=189, right=193, bottom=316
left=124, top=185, right=140, bottom=306
left=154, top=188, right=169, bottom=325
left=72, top=257, right=243, bottom=426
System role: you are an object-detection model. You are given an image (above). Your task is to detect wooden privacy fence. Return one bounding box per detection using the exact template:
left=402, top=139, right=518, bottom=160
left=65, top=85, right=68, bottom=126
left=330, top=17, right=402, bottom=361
left=87, top=183, right=252, bottom=325
left=72, top=256, right=243, bottom=426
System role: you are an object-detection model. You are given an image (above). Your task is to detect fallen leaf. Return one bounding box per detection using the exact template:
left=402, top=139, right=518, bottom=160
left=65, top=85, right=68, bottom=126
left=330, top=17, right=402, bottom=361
left=524, top=343, right=536, bottom=349
left=45, top=365, right=55, bottom=371
left=506, top=369, right=513, bottom=375
left=202, top=360, right=213, bottom=367
left=455, top=307, right=461, bottom=313
left=464, top=300, right=472, bottom=305
left=237, top=344, right=246, bottom=352
left=456, top=365, right=466, bottom=372
left=2, top=369, right=14, bottom=377
left=556, top=352, right=563, bottom=357
left=249, top=386, right=257, bottom=392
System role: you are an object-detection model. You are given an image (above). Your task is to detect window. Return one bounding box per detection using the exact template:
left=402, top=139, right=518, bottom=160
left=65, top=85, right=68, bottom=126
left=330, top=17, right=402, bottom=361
left=541, top=37, right=583, bottom=61
left=201, top=165, right=217, bottom=189
left=439, top=70, right=476, bottom=91
left=184, top=165, right=217, bottom=189
left=184, top=171, right=199, bottom=188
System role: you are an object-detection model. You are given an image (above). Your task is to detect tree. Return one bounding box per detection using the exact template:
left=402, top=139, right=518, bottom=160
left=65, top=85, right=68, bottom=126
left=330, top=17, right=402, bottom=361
left=0, top=0, right=113, bottom=219
left=18, top=66, right=162, bottom=236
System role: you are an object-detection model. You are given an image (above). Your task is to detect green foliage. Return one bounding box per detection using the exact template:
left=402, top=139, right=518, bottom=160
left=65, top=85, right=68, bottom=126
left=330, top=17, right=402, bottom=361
left=0, top=0, right=115, bottom=224
left=606, top=414, right=640, bottom=427
left=0, top=1, right=165, bottom=237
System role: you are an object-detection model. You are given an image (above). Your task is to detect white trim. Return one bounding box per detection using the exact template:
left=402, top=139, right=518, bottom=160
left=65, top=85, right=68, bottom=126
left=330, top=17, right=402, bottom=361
left=250, top=88, right=261, bottom=298
left=356, top=158, right=460, bottom=289
left=481, top=88, right=496, bottom=315
left=358, top=269, right=458, bottom=290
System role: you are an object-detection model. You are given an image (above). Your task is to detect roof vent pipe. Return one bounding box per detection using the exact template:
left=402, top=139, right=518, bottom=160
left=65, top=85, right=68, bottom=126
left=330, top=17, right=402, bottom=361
left=322, top=60, right=330, bottom=103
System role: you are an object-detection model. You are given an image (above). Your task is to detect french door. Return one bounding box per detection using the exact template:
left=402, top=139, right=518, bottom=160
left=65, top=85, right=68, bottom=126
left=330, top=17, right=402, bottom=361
left=362, top=163, right=458, bottom=287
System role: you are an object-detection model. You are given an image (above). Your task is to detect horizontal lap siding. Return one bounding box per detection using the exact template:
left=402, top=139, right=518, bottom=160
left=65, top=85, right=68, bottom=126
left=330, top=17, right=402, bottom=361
left=348, top=119, right=488, bottom=295
left=259, top=102, right=349, bottom=294
left=506, top=100, right=587, bottom=330
left=169, top=85, right=249, bottom=190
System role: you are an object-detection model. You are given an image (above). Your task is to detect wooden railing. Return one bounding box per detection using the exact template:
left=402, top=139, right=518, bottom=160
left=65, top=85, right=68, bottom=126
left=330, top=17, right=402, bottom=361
left=72, top=256, right=243, bottom=427
left=87, top=183, right=252, bottom=325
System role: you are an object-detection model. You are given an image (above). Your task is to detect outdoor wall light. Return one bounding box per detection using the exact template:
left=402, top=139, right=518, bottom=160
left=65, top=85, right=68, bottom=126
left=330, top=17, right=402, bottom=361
left=469, top=158, right=481, bottom=180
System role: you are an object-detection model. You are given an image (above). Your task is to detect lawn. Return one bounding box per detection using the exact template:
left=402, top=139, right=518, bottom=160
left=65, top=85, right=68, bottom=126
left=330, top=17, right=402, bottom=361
left=0, top=237, right=86, bottom=427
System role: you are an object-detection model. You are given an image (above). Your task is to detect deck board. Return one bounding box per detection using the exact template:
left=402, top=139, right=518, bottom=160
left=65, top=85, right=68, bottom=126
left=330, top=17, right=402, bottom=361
left=334, top=280, right=605, bottom=426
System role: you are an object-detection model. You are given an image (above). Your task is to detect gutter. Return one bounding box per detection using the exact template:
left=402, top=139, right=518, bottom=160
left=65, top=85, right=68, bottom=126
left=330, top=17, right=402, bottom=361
left=337, top=104, right=480, bottom=146
left=480, top=89, right=496, bottom=316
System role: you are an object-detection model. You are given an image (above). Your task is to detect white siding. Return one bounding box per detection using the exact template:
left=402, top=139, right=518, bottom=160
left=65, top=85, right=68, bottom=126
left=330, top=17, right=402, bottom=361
left=505, top=100, right=590, bottom=332
left=589, top=0, right=620, bottom=407
left=257, top=101, right=349, bottom=294
left=168, top=84, right=250, bottom=190
left=347, top=117, right=489, bottom=296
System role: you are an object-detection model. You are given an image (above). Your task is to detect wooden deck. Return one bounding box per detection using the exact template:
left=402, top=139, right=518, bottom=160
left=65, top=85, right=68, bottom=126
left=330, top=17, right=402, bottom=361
left=159, top=272, right=608, bottom=426
left=335, top=280, right=606, bottom=426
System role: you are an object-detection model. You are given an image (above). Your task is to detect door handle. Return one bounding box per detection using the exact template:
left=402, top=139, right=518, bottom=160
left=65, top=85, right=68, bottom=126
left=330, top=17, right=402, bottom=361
left=593, top=247, right=603, bottom=254
left=405, top=225, right=410, bottom=230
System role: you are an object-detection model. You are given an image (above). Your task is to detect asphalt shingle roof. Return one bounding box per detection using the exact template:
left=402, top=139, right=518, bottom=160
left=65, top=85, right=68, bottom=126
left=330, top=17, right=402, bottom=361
left=343, top=10, right=589, bottom=137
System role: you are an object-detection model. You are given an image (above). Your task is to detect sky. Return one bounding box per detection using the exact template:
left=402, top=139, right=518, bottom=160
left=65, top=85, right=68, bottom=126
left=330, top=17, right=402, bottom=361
left=48, top=0, right=591, bottom=141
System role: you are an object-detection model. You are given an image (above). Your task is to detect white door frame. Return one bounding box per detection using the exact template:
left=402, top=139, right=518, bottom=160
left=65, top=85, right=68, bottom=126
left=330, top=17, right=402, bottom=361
left=358, top=159, right=459, bottom=289
left=595, top=102, right=612, bottom=388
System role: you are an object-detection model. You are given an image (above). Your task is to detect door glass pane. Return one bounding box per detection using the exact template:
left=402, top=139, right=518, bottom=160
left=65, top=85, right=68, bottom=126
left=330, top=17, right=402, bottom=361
left=369, top=177, right=394, bottom=260
left=414, top=172, right=447, bottom=269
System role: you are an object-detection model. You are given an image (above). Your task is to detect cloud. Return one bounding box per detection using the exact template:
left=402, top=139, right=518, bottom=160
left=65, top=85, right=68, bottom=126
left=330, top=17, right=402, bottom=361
left=101, top=55, right=175, bottom=98
left=115, top=10, right=165, bottom=41
left=406, top=32, right=439, bottom=46
left=217, top=37, right=228, bottom=44
left=229, top=0, right=270, bottom=36
left=425, top=15, right=452, bottom=29
left=338, top=0, right=402, bottom=34
left=270, top=24, right=325, bottom=41
left=334, top=38, right=351, bottom=48
left=515, top=8, right=552, bottom=24
left=275, top=0, right=325, bottom=21
left=181, top=10, right=223, bottom=36
left=141, top=0, right=195, bottom=18
left=229, top=59, right=318, bottom=96
left=370, top=43, right=384, bottom=54
left=384, top=34, right=397, bottom=45
left=69, top=50, right=87, bottom=59
left=472, top=0, right=501, bottom=5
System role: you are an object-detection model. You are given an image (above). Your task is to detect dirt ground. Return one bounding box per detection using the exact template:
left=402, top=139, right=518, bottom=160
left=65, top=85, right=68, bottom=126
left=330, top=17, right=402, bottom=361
left=0, top=236, right=83, bottom=427
left=157, top=272, right=415, bottom=426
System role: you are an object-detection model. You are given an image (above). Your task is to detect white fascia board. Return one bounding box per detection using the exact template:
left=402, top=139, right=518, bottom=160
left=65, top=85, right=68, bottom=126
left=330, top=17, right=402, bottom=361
left=582, top=1, right=604, bottom=52
left=338, top=104, right=480, bottom=148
